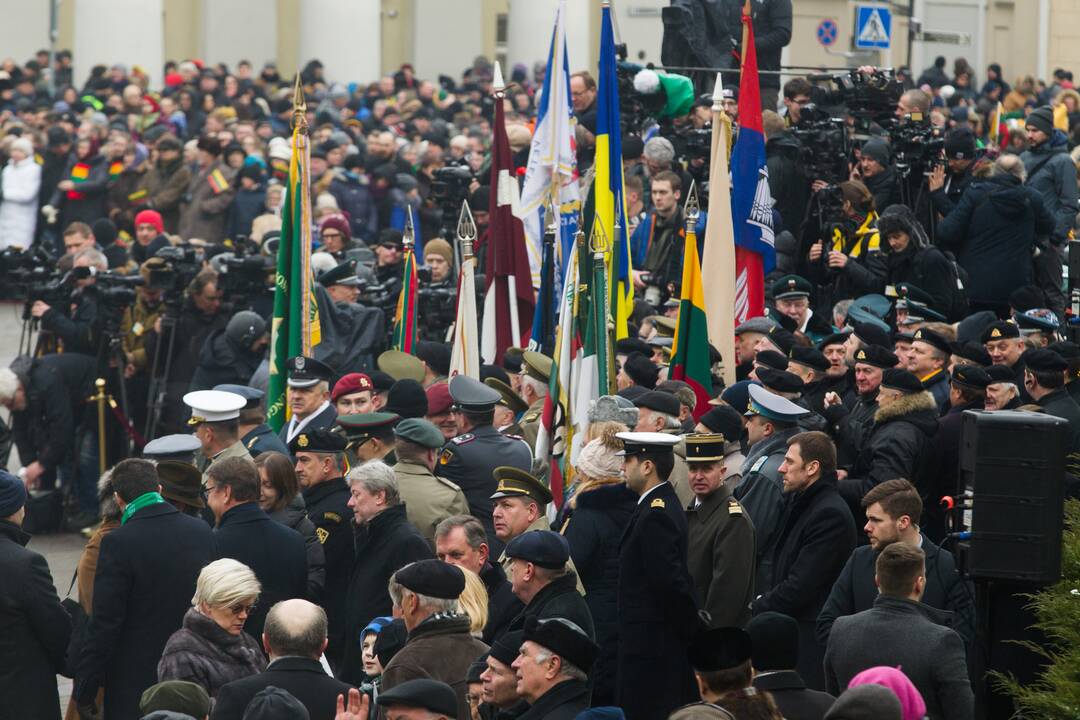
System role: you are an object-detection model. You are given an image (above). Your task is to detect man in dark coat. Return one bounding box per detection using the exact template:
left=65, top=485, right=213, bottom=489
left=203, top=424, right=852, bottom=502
left=76, top=458, right=216, bottom=720
left=211, top=599, right=353, bottom=720
left=293, top=429, right=354, bottom=666
left=0, top=470, right=72, bottom=720
left=505, top=530, right=595, bottom=638
left=824, top=543, right=973, bottom=720
left=434, top=514, right=523, bottom=644
left=748, top=612, right=835, bottom=720
left=339, top=460, right=432, bottom=684
left=206, top=457, right=308, bottom=641
left=937, top=154, right=1054, bottom=316
left=615, top=432, right=704, bottom=720
left=839, top=370, right=939, bottom=512
left=512, top=617, right=598, bottom=720
left=816, top=479, right=974, bottom=655
left=876, top=205, right=962, bottom=322
left=928, top=129, right=978, bottom=221
left=1024, top=348, right=1080, bottom=474
left=752, top=431, right=856, bottom=691
left=435, top=375, right=532, bottom=554
left=382, top=560, right=490, bottom=720
left=685, top=434, right=756, bottom=627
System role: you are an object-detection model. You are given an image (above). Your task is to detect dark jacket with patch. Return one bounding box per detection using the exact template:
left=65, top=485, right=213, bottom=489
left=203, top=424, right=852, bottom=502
left=339, top=504, right=431, bottom=685
left=302, top=477, right=353, bottom=666
left=686, top=484, right=756, bottom=628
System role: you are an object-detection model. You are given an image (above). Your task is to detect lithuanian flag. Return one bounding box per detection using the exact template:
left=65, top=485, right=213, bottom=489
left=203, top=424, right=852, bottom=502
left=208, top=168, right=229, bottom=194
left=266, top=125, right=321, bottom=432
left=670, top=187, right=713, bottom=420
left=109, top=160, right=124, bottom=178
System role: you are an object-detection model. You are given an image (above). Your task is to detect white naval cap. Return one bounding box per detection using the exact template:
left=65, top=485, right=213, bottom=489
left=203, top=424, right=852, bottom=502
left=183, top=390, right=247, bottom=425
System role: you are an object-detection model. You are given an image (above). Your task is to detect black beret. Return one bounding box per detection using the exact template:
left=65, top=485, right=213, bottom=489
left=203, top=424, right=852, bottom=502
left=687, top=626, right=753, bottom=672
left=698, top=405, right=743, bottom=443
left=754, top=350, right=789, bottom=371
left=1023, top=348, right=1068, bottom=373
left=617, top=338, right=652, bottom=357
left=852, top=319, right=891, bottom=349
left=523, top=616, right=599, bottom=672
left=764, top=326, right=795, bottom=356
left=746, top=612, right=800, bottom=672
left=288, top=428, right=347, bottom=454
left=369, top=370, right=396, bottom=393
left=394, top=559, right=465, bottom=599
left=949, top=341, right=992, bottom=367
left=1048, top=341, right=1080, bottom=360
left=852, top=344, right=898, bottom=369
left=981, top=320, right=1021, bottom=343
left=505, top=530, right=570, bottom=569
left=789, top=346, right=830, bottom=373
left=622, top=352, right=659, bottom=389
left=951, top=364, right=991, bottom=390
left=755, top=367, right=805, bottom=393
left=377, top=678, right=458, bottom=718
left=880, top=368, right=924, bottom=394
left=985, top=364, right=1017, bottom=384
left=467, top=658, right=487, bottom=684
left=415, top=340, right=452, bottom=377
left=385, top=379, right=429, bottom=419
left=488, top=630, right=524, bottom=667
left=911, top=327, right=951, bottom=356
left=633, top=390, right=681, bottom=417
left=817, top=330, right=851, bottom=349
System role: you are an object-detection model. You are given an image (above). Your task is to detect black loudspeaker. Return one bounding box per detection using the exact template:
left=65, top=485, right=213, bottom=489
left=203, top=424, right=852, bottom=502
left=958, top=410, right=1067, bottom=585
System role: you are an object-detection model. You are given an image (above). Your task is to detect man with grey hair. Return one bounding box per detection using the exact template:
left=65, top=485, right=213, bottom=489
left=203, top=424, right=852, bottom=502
left=212, top=599, right=354, bottom=720
left=31, top=246, right=107, bottom=356
left=382, top=559, right=489, bottom=720
left=511, top=616, right=598, bottom=718
left=340, top=461, right=432, bottom=684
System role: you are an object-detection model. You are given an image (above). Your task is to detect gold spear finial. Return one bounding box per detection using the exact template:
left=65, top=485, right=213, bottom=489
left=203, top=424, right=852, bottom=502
left=403, top=205, right=415, bottom=250
left=590, top=216, right=610, bottom=258
left=292, top=74, right=308, bottom=133
left=457, top=200, right=477, bottom=259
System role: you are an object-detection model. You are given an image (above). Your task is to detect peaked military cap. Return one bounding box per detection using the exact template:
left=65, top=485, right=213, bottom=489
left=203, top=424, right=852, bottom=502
left=212, top=384, right=264, bottom=409
left=378, top=349, right=426, bottom=383
left=615, top=431, right=679, bottom=456
left=505, top=530, right=570, bottom=569
left=900, top=301, right=947, bottom=324
left=336, top=412, right=401, bottom=441
left=744, top=384, right=810, bottom=422
left=286, top=355, right=333, bottom=388
left=491, top=466, right=552, bottom=503
left=521, top=351, right=555, bottom=383
left=289, top=427, right=347, bottom=453
left=651, top=315, right=677, bottom=338
left=183, top=390, right=246, bottom=425
left=771, top=274, right=812, bottom=299
left=449, top=374, right=501, bottom=412
left=891, top=282, right=934, bottom=306
left=685, top=434, right=727, bottom=463
left=485, top=377, right=529, bottom=414
left=142, top=433, right=202, bottom=460
left=319, top=259, right=361, bottom=287
left=852, top=344, right=898, bottom=369
left=1016, top=310, right=1060, bottom=334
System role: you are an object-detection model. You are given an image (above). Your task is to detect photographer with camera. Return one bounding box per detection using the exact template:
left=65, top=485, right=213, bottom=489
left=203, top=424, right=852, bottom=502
left=852, top=137, right=899, bottom=213
left=763, top=111, right=810, bottom=235
left=119, top=257, right=169, bottom=433
left=629, top=171, right=705, bottom=308
left=417, top=238, right=457, bottom=342
left=804, top=181, right=883, bottom=311
left=31, top=247, right=107, bottom=356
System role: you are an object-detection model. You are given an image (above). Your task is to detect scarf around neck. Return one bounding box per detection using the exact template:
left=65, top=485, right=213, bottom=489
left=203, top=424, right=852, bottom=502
left=121, top=491, right=166, bottom=524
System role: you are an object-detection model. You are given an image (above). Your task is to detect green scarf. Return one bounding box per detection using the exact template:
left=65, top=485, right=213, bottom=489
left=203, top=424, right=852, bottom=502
left=121, top=491, right=166, bottom=525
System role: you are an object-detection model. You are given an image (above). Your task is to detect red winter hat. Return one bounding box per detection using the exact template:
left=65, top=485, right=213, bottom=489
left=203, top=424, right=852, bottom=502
left=318, top=213, right=351, bottom=240
left=425, top=381, right=452, bottom=416
left=332, top=372, right=373, bottom=402
left=134, top=209, right=164, bottom=233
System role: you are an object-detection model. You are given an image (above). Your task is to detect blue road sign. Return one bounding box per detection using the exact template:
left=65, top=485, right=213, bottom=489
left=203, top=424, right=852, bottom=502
left=854, top=5, right=892, bottom=50
left=817, top=19, right=838, bottom=47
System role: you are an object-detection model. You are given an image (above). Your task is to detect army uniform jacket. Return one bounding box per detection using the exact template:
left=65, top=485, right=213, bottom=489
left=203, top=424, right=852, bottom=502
left=394, top=459, right=469, bottom=546
left=302, top=477, right=354, bottom=664
left=201, top=441, right=254, bottom=485
left=242, top=423, right=290, bottom=458
left=686, top=485, right=756, bottom=628
left=519, top=397, right=544, bottom=450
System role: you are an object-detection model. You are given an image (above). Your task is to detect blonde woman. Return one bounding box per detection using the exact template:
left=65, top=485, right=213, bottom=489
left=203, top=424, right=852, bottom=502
left=457, top=567, right=489, bottom=638
left=157, top=558, right=266, bottom=698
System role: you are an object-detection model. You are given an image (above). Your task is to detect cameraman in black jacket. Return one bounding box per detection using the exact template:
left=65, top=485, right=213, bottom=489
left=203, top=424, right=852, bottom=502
left=31, top=248, right=107, bottom=356
left=928, top=129, right=978, bottom=220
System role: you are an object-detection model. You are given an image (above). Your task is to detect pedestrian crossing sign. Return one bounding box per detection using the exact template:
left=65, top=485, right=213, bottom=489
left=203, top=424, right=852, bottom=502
left=854, top=5, right=891, bottom=50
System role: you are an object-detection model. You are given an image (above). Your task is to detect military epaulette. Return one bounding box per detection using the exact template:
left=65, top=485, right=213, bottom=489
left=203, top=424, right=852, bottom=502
left=436, top=475, right=463, bottom=491
left=451, top=433, right=475, bottom=445
left=323, top=511, right=342, bottom=523
left=650, top=497, right=666, bottom=509
left=246, top=436, right=258, bottom=449
left=750, top=456, right=769, bottom=473
left=523, top=412, right=540, bottom=422
left=728, top=498, right=743, bottom=516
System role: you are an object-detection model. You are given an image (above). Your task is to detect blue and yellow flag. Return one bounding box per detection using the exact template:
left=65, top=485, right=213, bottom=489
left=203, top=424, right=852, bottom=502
left=595, top=4, right=633, bottom=340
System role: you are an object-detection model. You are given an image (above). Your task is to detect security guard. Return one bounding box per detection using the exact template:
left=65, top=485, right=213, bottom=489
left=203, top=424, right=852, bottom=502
left=279, top=356, right=338, bottom=444
left=183, top=389, right=251, bottom=481
left=735, top=384, right=810, bottom=593
left=518, top=351, right=553, bottom=450
left=392, top=418, right=469, bottom=547
left=337, top=411, right=401, bottom=467
left=435, top=375, right=532, bottom=554
left=484, top=377, right=528, bottom=437
left=615, top=431, right=703, bottom=720
left=684, top=434, right=755, bottom=628
left=289, top=428, right=353, bottom=666
left=213, top=383, right=289, bottom=458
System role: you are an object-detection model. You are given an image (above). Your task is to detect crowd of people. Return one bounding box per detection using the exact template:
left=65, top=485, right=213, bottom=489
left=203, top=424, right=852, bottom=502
left=2, top=34, right=1080, bottom=720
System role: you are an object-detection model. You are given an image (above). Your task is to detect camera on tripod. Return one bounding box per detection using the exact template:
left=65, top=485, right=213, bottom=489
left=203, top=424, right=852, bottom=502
left=790, top=105, right=850, bottom=185
left=79, top=268, right=143, bottom=309
left=889, top=116, right=945, bottom=172
left=152, top=244, right=203, bottom=308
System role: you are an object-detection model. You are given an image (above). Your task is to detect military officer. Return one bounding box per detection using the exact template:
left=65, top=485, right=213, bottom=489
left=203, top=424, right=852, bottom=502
left=213, top=383, right=289, bottom=458
left=290, top=428, right=353, bottom=667
left=518, top=351, right=553, bottom=450
left=435, top=374, right=532, bottom=554
left=484, top=376, right=528, bottom=437
left=735, top=384, right=810, bottom=594
left=615, top=431, right=703, bottom=720
left=184, top=389, right=252, bottom=482
left=337, top=411, right=401, bottom=467
left=279, top=356, right=338, bottom=444
left=391, top=417, right=469, bottom=547
left=684, top=434, right=756, bottom=628
left=141, top=433, right=202, bottom=464
left=770, top=274, right=833, bottom=343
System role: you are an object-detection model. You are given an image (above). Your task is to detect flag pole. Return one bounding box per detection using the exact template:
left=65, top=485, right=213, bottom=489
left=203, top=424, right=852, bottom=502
left=451, top=200, right=480, bottom=377
left=493, top=61, right=523, bottom=348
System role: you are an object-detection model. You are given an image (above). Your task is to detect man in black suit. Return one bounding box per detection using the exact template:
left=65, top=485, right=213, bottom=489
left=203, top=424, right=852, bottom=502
left=75, top=458, right=216, bottom=719
left=614, top=431, right=703, bottom=720
left=212, top=599, right=354, bottom=720
left=747, top=612, right=835, bottom=720
left=207, top=456, right=308, bottom=641
left=279, top=355, right=338, bottom=445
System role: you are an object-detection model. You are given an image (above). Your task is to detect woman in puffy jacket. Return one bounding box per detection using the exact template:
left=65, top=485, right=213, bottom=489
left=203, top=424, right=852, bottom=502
left=0, top=136, right=42, bottom=249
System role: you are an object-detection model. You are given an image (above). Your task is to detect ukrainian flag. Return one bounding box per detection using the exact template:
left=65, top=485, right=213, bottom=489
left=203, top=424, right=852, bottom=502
left=595, top=3, right=633, bottom=339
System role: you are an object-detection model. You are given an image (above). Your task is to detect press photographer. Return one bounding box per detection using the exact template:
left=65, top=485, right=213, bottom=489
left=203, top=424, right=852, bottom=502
left=628, top=171, right=706, bottom=308
left=119, top=257, right=170, bottom=434
left=416, top=238, right=458, bottom=342
left=31, top=247, right=106, bottom=356
left=803, top=181, right=883, bottom=312
left=928, top=129, right=979, bottom=219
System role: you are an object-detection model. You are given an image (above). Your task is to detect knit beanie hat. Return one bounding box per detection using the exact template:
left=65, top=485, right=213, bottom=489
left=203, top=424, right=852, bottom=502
left=860, top=137, right=891, bottom=167
left=424, top=238, right=453, bottom=266
left=0, top=470, right=27, bottom=518
left=1026, top=105, right=1055, bottom=136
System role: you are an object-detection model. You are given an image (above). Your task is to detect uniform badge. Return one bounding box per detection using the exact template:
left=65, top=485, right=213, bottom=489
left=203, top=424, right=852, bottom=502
left=247, top=437, right=257, bottom=449
left=856, top=349, right=866, bottom=361
left=297, top=434, right=309, bottom=448
left=132, top=321, right=144, bottom=336
left=728, top=499, right=743, bottom=515
left=324, top=512, right=341, bottom=523
left=990, top=328, right=1002, bottom=338
left=439, top=448, right=454, bottom=465
left=315, top=527, right=329, bottom=544
left=451, top=433, right=475, bottom=445
left=750, top=456, right=769, bottom=473
left=650, top=498, right=665, bottom=508
left=296, top=356, right=306, bottom=370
